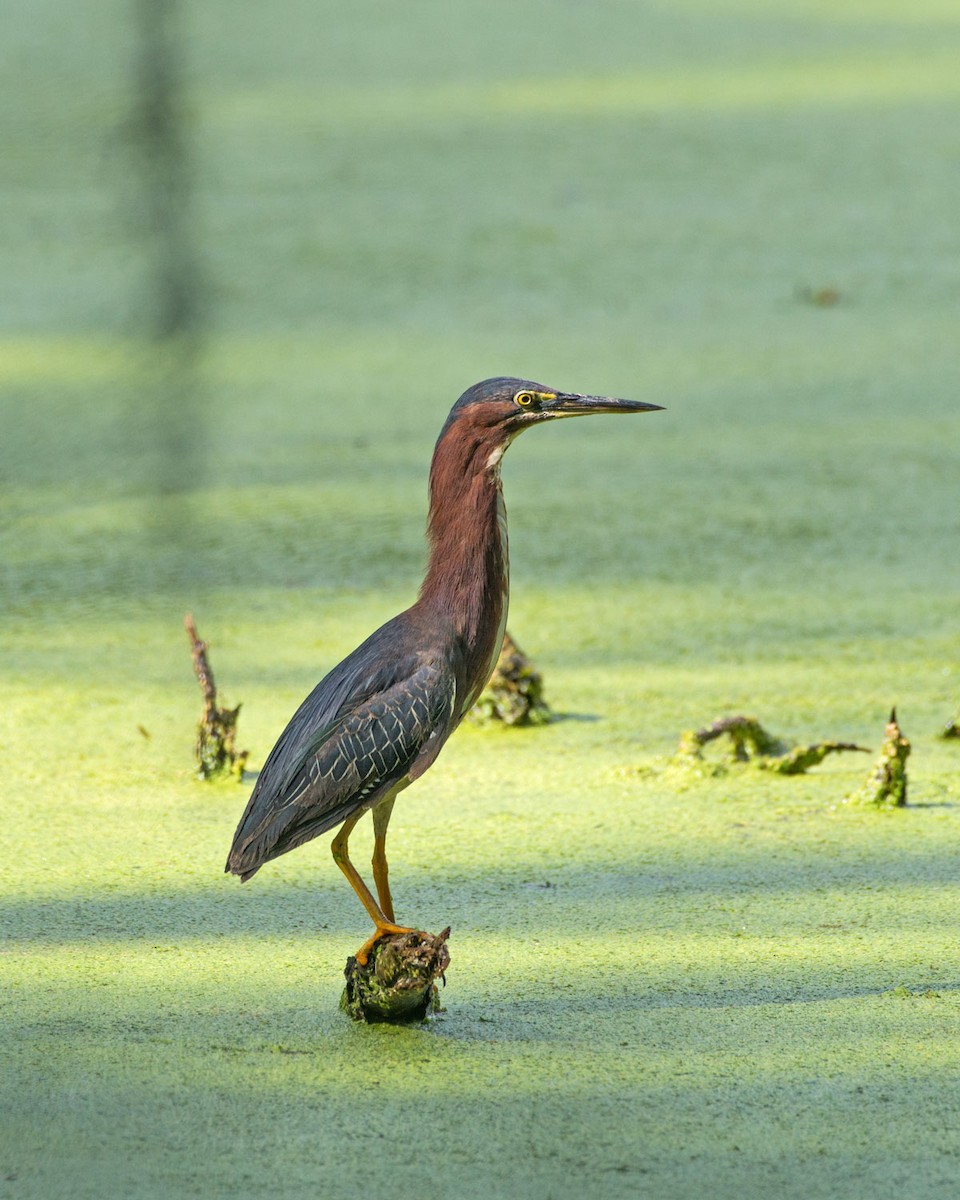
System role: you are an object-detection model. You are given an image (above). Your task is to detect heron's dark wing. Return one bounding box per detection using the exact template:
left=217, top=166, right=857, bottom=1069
left=226, top=631, right=457, bottom=878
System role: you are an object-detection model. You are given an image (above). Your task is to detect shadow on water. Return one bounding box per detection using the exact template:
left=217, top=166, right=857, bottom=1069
left=6, top=836, right=960, bottom=1049
left=4, top=838, right=960, bottom=949
left=435, top=981, right=960, bottom=1040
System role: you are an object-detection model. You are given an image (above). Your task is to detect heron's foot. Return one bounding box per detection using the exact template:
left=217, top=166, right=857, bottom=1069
left=355, top=922, right=416, bottom=967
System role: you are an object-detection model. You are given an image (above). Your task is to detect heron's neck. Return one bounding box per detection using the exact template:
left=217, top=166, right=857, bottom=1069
left=419, top=426, right=510, bottom=658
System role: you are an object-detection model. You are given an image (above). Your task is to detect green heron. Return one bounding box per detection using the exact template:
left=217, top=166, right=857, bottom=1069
left=226, top=378, right=662, bottom=963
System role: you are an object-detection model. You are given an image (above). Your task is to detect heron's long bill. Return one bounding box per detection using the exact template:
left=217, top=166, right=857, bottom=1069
left=545, top=394, right=665, bottom=417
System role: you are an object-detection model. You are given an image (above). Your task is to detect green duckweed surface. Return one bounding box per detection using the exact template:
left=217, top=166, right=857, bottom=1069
left=3, top=1, right=960, bottom=1197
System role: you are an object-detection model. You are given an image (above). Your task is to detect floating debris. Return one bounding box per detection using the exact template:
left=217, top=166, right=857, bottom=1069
left=341, top=928, right=451, bottom=1024
left=470, top=631, right=551, bottom=726
left=795, top=284, right=841, bottom=307
left=940, top=706, right=960, bottom=740
left=184, top=614, right=248, bottom=781
left=847, top=708, right=910, bottom=808
left=672, top=714, right=868, bottom=778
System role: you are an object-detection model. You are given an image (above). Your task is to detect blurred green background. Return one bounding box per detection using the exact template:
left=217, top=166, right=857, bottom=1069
left=2, top=2, right=959, bottom=1198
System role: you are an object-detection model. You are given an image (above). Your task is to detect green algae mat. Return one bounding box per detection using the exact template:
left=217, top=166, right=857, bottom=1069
left=3, top=2, right=960, bottom=1197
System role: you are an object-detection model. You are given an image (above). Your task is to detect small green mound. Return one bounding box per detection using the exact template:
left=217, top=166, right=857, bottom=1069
left=470, top=631, right=552, bottom=727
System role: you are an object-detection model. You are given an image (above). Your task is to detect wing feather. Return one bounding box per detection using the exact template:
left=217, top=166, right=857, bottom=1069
left=226, top=633, right=457, bottom=879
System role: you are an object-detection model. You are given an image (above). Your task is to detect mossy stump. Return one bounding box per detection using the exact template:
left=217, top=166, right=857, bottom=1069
left=470, top=631, right=551, bottom=727
left=848, top=708, right=910, bottom=807
left=341, top=928, right=451, bottom=1024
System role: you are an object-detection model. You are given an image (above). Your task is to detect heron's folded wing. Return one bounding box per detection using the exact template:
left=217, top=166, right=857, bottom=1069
left=226, top=658, right=457, bottom=875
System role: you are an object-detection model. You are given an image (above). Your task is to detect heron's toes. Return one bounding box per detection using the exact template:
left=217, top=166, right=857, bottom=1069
left=354, top=923, right=416, bottom=966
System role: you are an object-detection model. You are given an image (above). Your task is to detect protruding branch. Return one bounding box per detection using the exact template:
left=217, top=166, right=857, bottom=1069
left=763, top=740, right=868, bottom=776
left=677, top=715, right=787, bottom=762
left=672, top=714, right=869, bottom=776
left=184, top=614, right=248, bottom=781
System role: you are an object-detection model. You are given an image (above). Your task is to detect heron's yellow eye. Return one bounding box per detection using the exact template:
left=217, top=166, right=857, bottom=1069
left=514, top=391, right=535, bottom=407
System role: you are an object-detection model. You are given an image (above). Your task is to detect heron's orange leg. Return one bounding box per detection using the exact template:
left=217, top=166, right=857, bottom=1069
left=371, top=795, right=397, bottom=922
left=331, top=810, right=412, bottom=965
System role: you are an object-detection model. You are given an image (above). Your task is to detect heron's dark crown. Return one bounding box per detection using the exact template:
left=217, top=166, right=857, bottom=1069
left=435, top=376, right=557, bottom=446
left=452, top=377, right=550, bottom=410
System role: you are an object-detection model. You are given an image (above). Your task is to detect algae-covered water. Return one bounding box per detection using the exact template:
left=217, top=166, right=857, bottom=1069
left=3, top=2, right=960, bottom=1197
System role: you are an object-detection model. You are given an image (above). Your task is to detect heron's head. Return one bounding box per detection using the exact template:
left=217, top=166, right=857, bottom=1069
left=440, top=376, right=663, bottom=449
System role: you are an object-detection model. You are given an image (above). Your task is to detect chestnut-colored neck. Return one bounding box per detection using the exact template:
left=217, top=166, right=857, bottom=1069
left=418, top=417, right=510, bottom=682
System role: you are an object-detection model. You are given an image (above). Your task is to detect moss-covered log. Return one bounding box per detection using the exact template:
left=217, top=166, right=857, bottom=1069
left=341, top=928, right=451, bottom=1024
left=470, top=631, right=551, bottom=727
left=184, top=614, right=248, bottom=781
left=847, top=708, right=910, bottom=807
left=672, top=714, right=868, bottom=776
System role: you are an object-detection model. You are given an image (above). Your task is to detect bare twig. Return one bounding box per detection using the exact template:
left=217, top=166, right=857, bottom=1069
left=184, top=614, right=248, bottom=781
